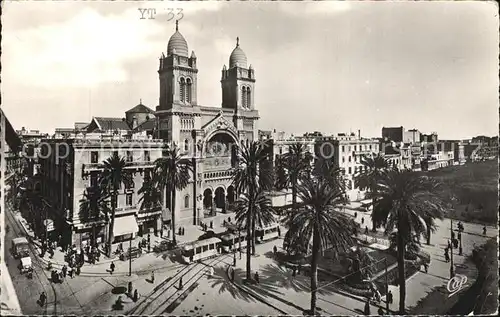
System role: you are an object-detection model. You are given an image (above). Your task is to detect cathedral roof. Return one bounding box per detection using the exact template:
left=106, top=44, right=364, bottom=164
left=229, top=37, right=247, bottom=68
left=126, top=102, right=154, bottom=114
left=92, top=117, right=131, bottom=131
left=167, top=21, right=189, bottom=57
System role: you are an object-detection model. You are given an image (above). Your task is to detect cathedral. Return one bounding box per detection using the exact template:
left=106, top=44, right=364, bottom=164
left=156, top=21, right=260, bottom=226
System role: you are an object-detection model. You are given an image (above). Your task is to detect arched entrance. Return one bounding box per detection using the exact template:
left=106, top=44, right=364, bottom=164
left=226, top=186, right=236, bottom=210
left=214, top=187, right=225, bottom=210
left=203, top=189, right=213, bottom=210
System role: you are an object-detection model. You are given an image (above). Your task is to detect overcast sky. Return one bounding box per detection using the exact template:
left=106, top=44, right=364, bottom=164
left=2, top=0, right=498, bottom=139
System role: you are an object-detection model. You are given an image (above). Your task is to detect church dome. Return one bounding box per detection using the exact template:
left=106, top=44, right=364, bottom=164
left=229, top=37, right=247, bottom=68
left=167, top=21, right=189, bottom=57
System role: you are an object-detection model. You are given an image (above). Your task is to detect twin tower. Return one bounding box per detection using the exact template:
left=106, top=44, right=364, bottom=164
left=158, top=21, right=256, bottom=111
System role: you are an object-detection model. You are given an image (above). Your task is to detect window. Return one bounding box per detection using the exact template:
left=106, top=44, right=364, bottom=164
left=180, top=78, right=186, bottom=102
left=342, top=156, right=345, bottom=163
left=144, top=150, right=150, bottom=162
left=241, top=87, right=247, bottom=108
left=126, top=193, right=133, bottom=206
left=126, top=151, right=133, bottom=162
left=370, top=144, right=372, bottom=150
left=90, top=151, right=98, bottom=164
left=348, top=167, right=352, bottom=174
left=342, top=146, right=345, bottom=152
left=355, top=145, right=358, bottom=151
left=202, top=245, right=208, bottom=252
left=246, top=87, right=251, bottom=108
left=186, top=78, right=192, bottom=103
left=209, top=244, right=214, bottom=250
left=184, top=139, right=189, bottom=152
left=195, top=247, right=202, bottom=254
left=348, top=156, right=351, bottom=162
left=279, top=148, right=282, bottom=155
left=184, top=195, right=190, bottom=208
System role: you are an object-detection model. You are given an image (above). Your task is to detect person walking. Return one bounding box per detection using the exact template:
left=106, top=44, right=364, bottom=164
left=68, top=266, right=74, bottom=279
left=62, top=265, right=67, bottom=278
left=233, top=253, right=237, bottom=266
left=151, top=271, right=155, bottom=283
left=179, top=276, right=183, bottom=290
left=277, top=226, right=281, bottom=237
left=483, top=226, right=487, bottom=235
left=39, top=292, right=47, bottom=306
left=133, top=289, right=139, bottom=302
left=128, top=282, right=133, bottom=295
left=110, top=261, right=115, bottom=274
left=210, top=221, right=213, bottom=229
left=444, top=250, right=450, bottom=263
left=292, top=267, right=296, bottom=277
left=254, top=271, right=260, bottom=283
left=361, top=217, right=365, bottom=225
left=273, top=245, right=277, bottom=255
left=230, top=267, right=235, bottom=282
left=387, top=290, right=393, bottom=305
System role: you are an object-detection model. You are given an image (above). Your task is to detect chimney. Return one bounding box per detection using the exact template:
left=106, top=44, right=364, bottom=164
left=132, top=116, right=138, bottom=129
left=358, top=129, right=361, bottom=139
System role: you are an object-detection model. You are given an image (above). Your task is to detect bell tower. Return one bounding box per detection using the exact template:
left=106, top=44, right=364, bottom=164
left=158, top=21, right=199, bottom=110
left=221, top=38, right=256, bottom=110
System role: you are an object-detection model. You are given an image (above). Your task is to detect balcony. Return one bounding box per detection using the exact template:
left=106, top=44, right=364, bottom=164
left=203, top=170, right=234, bottom=180
left=83, top=160, right=154, bottom=172
left=353, top=150, right=371, bottom=156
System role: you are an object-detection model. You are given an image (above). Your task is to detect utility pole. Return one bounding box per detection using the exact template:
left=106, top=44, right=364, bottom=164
left=128, top=234, right=133, bottom=277
left=450, top=219, right=455, bottom=278
left=385, top=258, right=389, bottom=313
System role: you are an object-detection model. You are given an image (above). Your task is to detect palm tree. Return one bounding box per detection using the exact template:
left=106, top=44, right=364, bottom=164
left=234, top=189, right=276, bottom=250
left=232, top=141, right=272, bottom=281
left=79, top=185, right=111, bottom=246
left=152, top=147, right=193, bottom=245
left=283, top=176, right=356, bottom=315
left=137, top=175, right=163, bottom=212
left=373, top=169, right=446, bottom=313
left=273, top=154, right=288, bottom=191
left=99, top=152, right=133, bottom=257
left=280, top=143, right=312, bottom=213
left=354, top=153, right=389, bottom=231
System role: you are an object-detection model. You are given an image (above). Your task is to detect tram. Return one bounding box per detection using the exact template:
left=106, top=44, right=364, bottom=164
left=181, top=237, right=222, bottom=264
left=219, top=231, right=249, bottom=253
left=256, top=223, right=280, bottom=243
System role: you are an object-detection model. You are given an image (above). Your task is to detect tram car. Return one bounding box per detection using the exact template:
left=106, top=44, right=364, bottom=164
left=181, top=237, right=222, bottom=264
left=256, top=223, right=280, bottom=243
left=219, top=231, right=250, bottom=253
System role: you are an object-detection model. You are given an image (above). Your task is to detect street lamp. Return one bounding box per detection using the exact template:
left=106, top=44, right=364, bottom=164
left=128, top=234, right=133, bottom=277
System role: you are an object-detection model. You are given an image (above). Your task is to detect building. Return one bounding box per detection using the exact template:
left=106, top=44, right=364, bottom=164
left=315, top=132, right=380, bottom=201
left=382, top=126, right=404, bottom=142
left=403, top=129, right=421, bottom=144
left=38, top=132, right=165, bottom=247
left=152, top=22, right=261, bottom=226
left=1, top=109, right=23, bottom=178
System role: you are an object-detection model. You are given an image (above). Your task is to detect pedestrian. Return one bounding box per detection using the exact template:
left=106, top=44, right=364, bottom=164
left=277, top=226, right=281, bottom=237
left=423, top=262, right=428, bottom=273
left=273, top=245, right=277, bottom=255
left=39, top=292, right=47, bottom=306
left=444, top=251, right=450, bottom=263
left=364, top=298, right=371, bottom=315
left=354, top=212, right=358, bottom=218
left=68, top=266, right=74, bottom=279
left=110, top=261, right=115, bottom=274
left=210, top=221, right=213, bottom=229
left=148, top=233, right=151, bottom=243
left=62, top=265, right=67, bottom=278
left=182, top=227, right=185, bottom=236
left=179, top=276, right=183, bottom=289
left=133, top=289, right=139, bottom=302
left=228, top=217, right=231, bottom=223
left=128, top=281, right=133, bottom=295
left=233, top=253, right=237, bottom=266
left=292, top=267, right=296, bottom=277
left=483, top=226, right=487, bottom=235
left=361, top=217, right=365, bottom=225
left=147, top=243, right=151, bottom=253
left=151, top=271, right=155, bottom=283
left=387, top=290, right=393, bottom=304
left=254, top=271, right=260, bottom=283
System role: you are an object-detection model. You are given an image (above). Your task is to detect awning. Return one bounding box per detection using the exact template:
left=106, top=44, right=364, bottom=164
left=113, top=215, right=139, bottom=237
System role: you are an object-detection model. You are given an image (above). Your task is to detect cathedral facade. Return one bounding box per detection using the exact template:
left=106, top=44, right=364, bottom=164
left=155, top=22, right=259, bottom=226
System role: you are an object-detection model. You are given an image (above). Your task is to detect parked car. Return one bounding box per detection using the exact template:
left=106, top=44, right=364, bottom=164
left=153, top=240, right=175, bottom=253
left=119, top=246, right=142, bottom=261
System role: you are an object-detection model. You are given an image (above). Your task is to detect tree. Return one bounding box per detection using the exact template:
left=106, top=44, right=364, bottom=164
left=99, top=152, right=133, bottom=257
left=280, top=144, right=312, bottom=214
left=137, top=174, right=163, bottom=212
left=79, top=185, right=111, bottom=246
left=283, top=174, right=356, bottom=315
left=234, top=189, right=276, bottom=251
left=354, top=153, right=389, bottom=231
left=152, top=147, right=193, bottom=245
left=273, top=154, right=288, bottom=191
left=372, top=169, right=446, bottom=313
left=232, top=141, right=272, bottom=281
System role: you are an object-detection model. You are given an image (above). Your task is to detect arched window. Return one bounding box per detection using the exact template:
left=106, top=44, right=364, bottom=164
left=184, top=139, right=189, bottom=152
left=241, top=86, right=247, bottom=108
left=186, top=78, right=192, bottom=103
left=184, top=195, right=189, bottom=208
left=246, top=87, right=251, bottom=108
left=180, top=78, right=186, bottom=102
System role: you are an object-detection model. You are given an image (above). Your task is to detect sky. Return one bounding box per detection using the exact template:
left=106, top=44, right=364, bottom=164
left=2, top=0, right=498, bottom=139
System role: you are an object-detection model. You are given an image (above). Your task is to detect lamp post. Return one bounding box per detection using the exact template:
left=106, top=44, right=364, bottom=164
left=385, top=258, right=389, bottom=313
left=458, top=231, right=463, bottom=255
left=449, top=219, right=455, bottom=278
left=128, top=234, right=133, bottom=277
